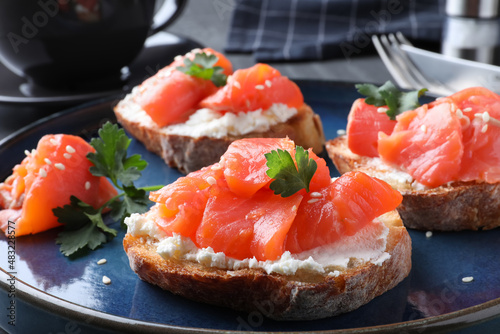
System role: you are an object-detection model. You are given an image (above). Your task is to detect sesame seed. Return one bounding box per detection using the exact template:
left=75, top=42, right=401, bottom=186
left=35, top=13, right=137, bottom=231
left=44, top=158, right=52, bottom=165
left=420, top=125, right=427, bottom=133
left=307, top=198, right=319, bottom=204
left=481, top=124, right=488, bottom=133
left=85, top=181, right=91, bottom=190
left=31, top=149, right=36, bottom=155
left=233, top=81, right=241, bottom=89
left=425, top=231, right=433, bottom=238
left=206, top=176, right=217, bottom=185
left=463, top=107, right=472, bottom=112
left=97, top=259, right=107, bottom=265
left=255, top=84, right=265, bottom=90
left=462, top=276, right=474, bottom=283
left=377, top=107, right=388, bottom=113
left=63, top=153, right=72, bottom=159
left=66, top=145, right=76, bottom=154
left=265, top=80, right=272, bottom=87
left=337, top=129, right=346, bottom=136
left=310, top=192, right=322, bottom=198
left=456, top=109, right=463, bottom=119
left=24, top=150, right=31, bottom=156
left=174, top=55, right=182, bottom=61
left=211, top=163, right=222, bottom=170
left=482, top=111, right=491, bottom=123
left=50, top=138, right=58, bottom=145
left=292, top=205, right=297, bottom=211
left=55, top=163, right=65, bottom=170
left=39, top=168, right=47, bottom=178
left=102, top=276, right=111, bottom=285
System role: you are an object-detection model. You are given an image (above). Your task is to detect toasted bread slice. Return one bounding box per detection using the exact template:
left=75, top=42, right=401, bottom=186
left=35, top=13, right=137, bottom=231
left=326, top=136, right=500, bottom=231
left=114, top=95, right=325, bottom=174
left=123, top=210, right=411, bottom=321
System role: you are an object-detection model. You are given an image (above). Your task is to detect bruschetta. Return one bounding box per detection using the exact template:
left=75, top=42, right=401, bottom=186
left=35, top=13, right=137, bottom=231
left=123, top=137, right=411, bottom=320
left=114, top=48, right=325, bottom=174
left=326, top=86, right=500, bottom=231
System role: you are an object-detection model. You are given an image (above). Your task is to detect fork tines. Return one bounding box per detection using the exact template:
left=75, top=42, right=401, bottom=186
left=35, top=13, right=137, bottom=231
left=372, top=33, right=453, bottom=97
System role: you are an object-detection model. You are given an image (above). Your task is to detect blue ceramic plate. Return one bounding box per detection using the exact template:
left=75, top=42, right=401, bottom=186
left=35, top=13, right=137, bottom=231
left=0, top=81, right=499, bottom=334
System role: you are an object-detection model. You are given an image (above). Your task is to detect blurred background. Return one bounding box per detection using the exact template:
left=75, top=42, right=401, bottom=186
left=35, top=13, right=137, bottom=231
left=168, top=0, right=394, bottom=81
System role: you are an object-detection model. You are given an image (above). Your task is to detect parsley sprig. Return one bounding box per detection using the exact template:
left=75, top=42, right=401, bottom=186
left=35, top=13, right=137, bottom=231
left=54, top=122, right=162, bottom=257
left=355, top=81, right=427, bottom=120
left=176, top=52, right=227, bottom=87
left=265, top=146, right=317, bottom=197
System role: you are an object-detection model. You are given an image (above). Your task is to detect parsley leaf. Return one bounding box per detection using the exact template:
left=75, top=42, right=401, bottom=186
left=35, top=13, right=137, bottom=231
left=54, top=196, right=117, bottom=257
left=265, top=146, right=317, bottom=197
left=54, top=122, right=162, bottom=257
left=87, top=122, right=147, bottom=187
left=176, top=52, right=227, bottom=87
left=355, top=81, right=427, bottom=120
left=109, top=185, right=150, bottom=229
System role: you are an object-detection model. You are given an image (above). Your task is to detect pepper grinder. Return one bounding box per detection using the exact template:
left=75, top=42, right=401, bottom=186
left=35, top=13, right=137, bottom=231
left=442, top=0, right=500, bottom=64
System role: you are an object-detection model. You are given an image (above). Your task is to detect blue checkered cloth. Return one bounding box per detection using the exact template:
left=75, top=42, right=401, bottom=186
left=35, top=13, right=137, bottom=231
left=225, top=0, right=446, bottom=61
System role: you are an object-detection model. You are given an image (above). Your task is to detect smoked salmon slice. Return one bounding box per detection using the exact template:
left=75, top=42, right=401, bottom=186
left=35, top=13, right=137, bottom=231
left=200, top=63, right=304, bottom=114
left=330, top=171, right=402, bottom=234
left=286, top=171, right=402, bottom=253
left=377, top=100, right=464, bottom=188
left=149, top=166, right=223, bottom=240
left=221, top=137, right=330, bottom=198
left=346, top=86, right=500, bottom=187
left=346, top=98, right=397, bottom=157
left=196, top=186, right=302, bottom=261
left=0, top=134, right=118, bottom=236
left=221, top=137, right=295, bottom=198
left=149, top=138, right=402, bottom=262
left=134, top=48, right=233, bottom=127
left=285, top=186, right=341, bottom=254
left=447, top=87, right=500, bottom=183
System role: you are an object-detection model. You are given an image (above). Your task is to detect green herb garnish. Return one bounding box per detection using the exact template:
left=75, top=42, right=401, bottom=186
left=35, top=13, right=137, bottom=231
left=265, top=146, right=317, bottom=197
left=176, top=52, right=227, bottom=87
left=355, top=81, right=427, bottom=120
left=54, top=122, right=162, bottom=257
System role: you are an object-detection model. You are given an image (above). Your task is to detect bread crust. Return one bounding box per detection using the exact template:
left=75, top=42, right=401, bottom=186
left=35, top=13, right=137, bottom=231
left=326, top=136, right=500, bottom=231
left=123, top=211, right=411, bottom=320
left=114, top=102, right=325, bottom=174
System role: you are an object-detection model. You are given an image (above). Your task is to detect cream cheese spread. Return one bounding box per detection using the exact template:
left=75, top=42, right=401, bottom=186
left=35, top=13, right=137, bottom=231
left=115, top=87, right=298, bottom=138
left=364, top=157, right=428, bottom=191
left=125, top=212, right=391, bottom=276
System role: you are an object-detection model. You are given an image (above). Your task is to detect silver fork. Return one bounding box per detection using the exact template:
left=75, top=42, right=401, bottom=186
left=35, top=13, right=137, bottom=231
left=372, top=33, right=453, bottom=97
left=390, top=33, right=456, bottom=96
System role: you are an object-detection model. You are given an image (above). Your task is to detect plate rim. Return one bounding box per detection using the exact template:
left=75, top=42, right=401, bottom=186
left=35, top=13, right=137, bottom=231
left=2, top=266, right=500, bottom=334
left=0, top=80, right=499, bottom=333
